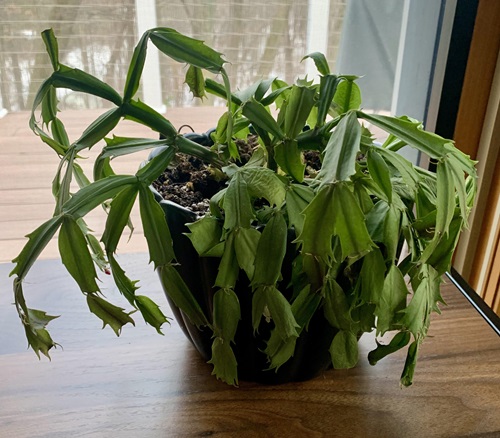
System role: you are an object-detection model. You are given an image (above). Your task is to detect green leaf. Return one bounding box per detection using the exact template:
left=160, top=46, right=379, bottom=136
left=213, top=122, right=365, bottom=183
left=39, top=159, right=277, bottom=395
left=366, top=200, right=389, bottom=242
left=186, top=216, right=224, bottom=256
left=86, top=294, right=135, bottom=336
left=444, top=142, right=477, bottom=177
left=74, top=108, right=123, bottom=151
left=185, top=65, right=206, bottom=99
left=205, top=78, right=242, bottom=104
left=124, top=32, right=149, bottom=101
left=53, top=152, right=74, bottom=215
left=426, top=215, right=463, bottom=275
left=158, top=264, right=208, bottom=327
left=252, top=285, right=268, bottom=332
left=252, top=212, right=288, bottom=285
left=260, top=85, right=291, bottom=107
left=108, top=254, right=139, bottom=307
left=262, top=285, right=321, bottom=370
left=381, top=132, right=406, bottom=151
left=275, top=139, right=305, bottom=182
left=92, top=157, right=114, bottom=183
left=11, top=216, right=63, bottom=279
left=58, top=216, right=99, bottom=293
left=102, top=185, right=139, bottom=254
left=255, top=77, right=276, bottom=101
left=174, top=135, right=223, bottom=165
left=376, top=147, right=420, bottom=195
left=375, top=264, right=409, bottom=335
left=32, top=124, right=67, bottom=156
left=332, top=183, right=375, bottom=260
left=208, top=337, right=238, bottom=386
left=223, top=172, right=255, bottom=230
left=30, top=78, right=53, bottom=130
left=233, top=79, right=263, bottom=103
left=301, top=52, right=330, bottom=75
left=136, top=145, right=176, bottom=185
left=239, top=167, right=287, bottom=206
left=284, top=85, right=316, bottom=138
left=368, top=331, right=411, bottom=365
left=285, top=183, right=314, bottom=236
left=23, top=325, right=58, bottom=359
left=436, top=159, right=455, bottom=237
left=51, top=118, right=70, bottom=147
left=264, top=333, right=297, bottom=371
left=100, top=137, right=169, bottom=161
left=384, top=204, right=401, bottom=264
left=333, top=79, right=361, bottom=114
left=357, top=112, right=449, bottom=160
left=123, top=100, right=177, bottom=141
left=213, top=288, right=241, bottom=342
left=360, top=248, right=386, bottom=304
left=317, top=74, right=340, bottom=127
left=354, top=180, right=376, bottom=214
left=149, top=27, right=226, bottom=74
left=448, top=155, right=469, bottom=221
left=135, top=295, right=169, bottom=334
left=27, top=309, right=59, bottom=331
left=323, top=277, right=353, bottom=330
left=41, top=28, right=59, bottom=71
left=330, top=330, right=359, bottom=369
left=215, top=233, right=240, bottom=289
left=260, top=286, right=299, bottom=340
left=234, top=227, right=261, bottom=279
left=139, top=185, right=175, bottom=268
left=291, top=285, right=321, bottom=330
left=367, top=149, right=392, bottom=203
left=85, top=230, right=108, bottom=273
left=52, top=65, right=122, bottom=106
left=41, top=86, right=58, bottom=125
left=62, top=175, right=138, bottom=218
left=400, top=264, right=442, bottom=338
left=76, top=159, right=104, bottom=187
left=319, top=112, right=361, bottom=183
left=297, top=184, right=336, bottom=264
left=213, top=110, right=229, bottom=144
left=242, top=99, right=285, bottom=141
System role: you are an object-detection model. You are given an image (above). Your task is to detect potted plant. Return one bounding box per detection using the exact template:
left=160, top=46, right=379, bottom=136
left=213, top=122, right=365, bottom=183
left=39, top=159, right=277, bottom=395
left=11, top=27, right=477, bottom=387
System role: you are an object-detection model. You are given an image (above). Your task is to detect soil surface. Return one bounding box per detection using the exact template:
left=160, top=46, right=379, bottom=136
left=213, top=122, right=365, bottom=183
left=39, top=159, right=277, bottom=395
left=153, top=136, right=321, bottom=216
left=153, top=155, right=224, bottom=215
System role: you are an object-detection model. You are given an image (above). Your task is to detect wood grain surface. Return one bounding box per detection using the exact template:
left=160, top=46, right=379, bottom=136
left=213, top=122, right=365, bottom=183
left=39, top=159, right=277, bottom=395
left=0, top=254, right=499, bottom=438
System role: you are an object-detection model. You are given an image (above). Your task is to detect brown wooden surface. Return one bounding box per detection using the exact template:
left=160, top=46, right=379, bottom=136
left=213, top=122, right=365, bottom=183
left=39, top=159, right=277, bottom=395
left=1, top=253, right=499, bottom=438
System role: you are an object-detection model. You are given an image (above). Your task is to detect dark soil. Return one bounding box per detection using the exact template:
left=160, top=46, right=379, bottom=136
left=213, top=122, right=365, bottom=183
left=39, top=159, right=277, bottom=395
left=152, top=155, right=223, bottom=215
left=152, top=135, right=258, bottom=216
left=153, top=135, right=320, bottom=216
left=303, top=150, right=322, bottom=177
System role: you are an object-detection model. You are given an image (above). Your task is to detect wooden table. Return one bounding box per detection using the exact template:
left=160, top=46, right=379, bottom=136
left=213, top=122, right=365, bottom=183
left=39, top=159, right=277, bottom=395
left=1, top=253, right=499, bottom=438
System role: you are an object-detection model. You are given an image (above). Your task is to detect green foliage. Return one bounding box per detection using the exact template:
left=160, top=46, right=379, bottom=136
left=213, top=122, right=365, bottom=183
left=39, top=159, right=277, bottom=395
left=330, top=330, right=359, bottom=369
left=12, top=28, right=477, bottom=387
left=318, top=111, right=361, bottom=183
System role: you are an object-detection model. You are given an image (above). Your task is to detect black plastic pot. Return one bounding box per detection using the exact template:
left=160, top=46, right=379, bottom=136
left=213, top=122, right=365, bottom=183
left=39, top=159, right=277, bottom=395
left=153, top=198, right=338, bottom=384
left=149, top=133, right=338, bottom=384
